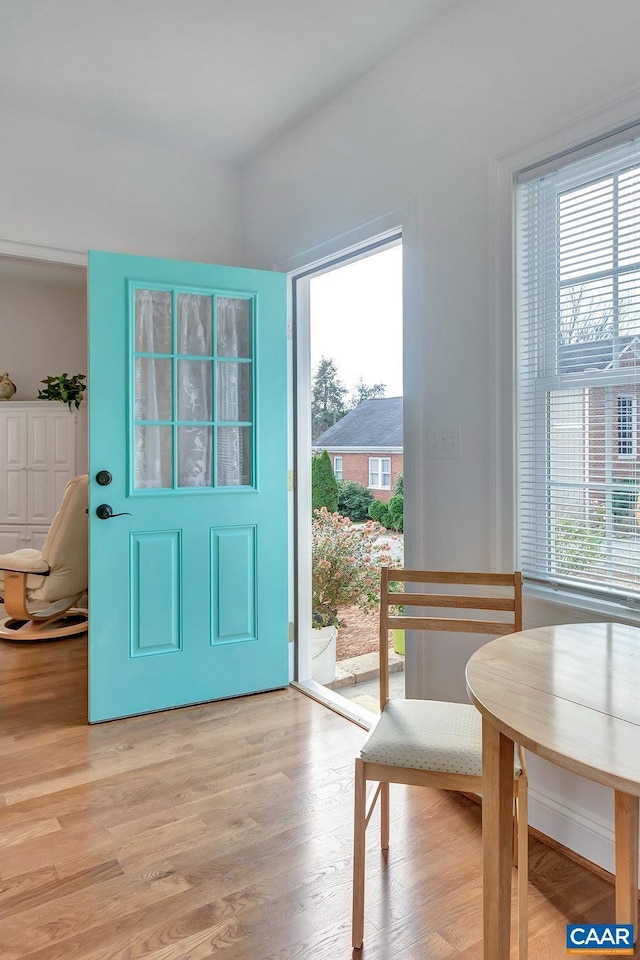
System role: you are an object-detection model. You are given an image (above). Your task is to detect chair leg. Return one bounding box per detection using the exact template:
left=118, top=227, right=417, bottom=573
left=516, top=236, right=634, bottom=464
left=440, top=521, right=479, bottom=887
left=380, top=781, right=389, bottom=852
left=352, top=758, right=367, bottom=950
left=516, top=775, right=529, bottom=960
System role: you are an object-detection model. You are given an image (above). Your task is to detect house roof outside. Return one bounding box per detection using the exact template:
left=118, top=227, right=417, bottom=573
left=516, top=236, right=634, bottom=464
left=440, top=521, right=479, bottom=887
left=313, top=396, right=403, bottom=449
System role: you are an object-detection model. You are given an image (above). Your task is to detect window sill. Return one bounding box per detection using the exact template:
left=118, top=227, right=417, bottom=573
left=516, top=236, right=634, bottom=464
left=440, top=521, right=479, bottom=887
left=524, top=581, right=640, bottom=627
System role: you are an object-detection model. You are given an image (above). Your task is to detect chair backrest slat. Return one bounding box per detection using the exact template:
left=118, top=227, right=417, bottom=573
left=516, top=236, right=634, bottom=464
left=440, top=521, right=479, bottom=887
left=387, top=616, right=517, bottom=635
left=387, top=569, right=517, bottom=586
left=386, top=592, right=515, bottom=611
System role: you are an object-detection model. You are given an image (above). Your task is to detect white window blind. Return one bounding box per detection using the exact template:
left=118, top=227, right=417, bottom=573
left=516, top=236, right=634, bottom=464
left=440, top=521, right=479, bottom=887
left=517, top=135, right=640, bottom=603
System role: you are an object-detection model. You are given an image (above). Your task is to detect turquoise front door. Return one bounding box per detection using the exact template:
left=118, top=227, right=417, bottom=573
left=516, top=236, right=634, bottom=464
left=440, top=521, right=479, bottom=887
left=88, top=252, right=288, bottom=722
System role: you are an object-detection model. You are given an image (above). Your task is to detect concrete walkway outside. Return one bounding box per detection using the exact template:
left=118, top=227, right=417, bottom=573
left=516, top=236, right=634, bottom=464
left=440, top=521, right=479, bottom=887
left=325, top=649, right=405, bottom=712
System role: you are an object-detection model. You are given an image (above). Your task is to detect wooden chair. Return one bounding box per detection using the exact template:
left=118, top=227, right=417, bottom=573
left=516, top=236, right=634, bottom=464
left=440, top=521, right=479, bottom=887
left=0, top=475, right=88, bottom=641
left=352, top=568, right=528, bottom=958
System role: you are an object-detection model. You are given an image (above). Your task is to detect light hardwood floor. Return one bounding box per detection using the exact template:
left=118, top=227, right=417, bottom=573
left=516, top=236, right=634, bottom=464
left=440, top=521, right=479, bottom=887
left=0, top=634, right=627, bottom=959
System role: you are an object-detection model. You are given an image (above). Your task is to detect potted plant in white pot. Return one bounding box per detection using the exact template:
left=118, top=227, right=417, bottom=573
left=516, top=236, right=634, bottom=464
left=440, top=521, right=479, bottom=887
left=311, top=506, right=392, bottom=683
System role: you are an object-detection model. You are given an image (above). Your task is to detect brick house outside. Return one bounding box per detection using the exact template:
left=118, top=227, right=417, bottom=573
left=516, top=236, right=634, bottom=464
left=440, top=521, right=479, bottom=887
left=313, top=396, right=403, bottom=503
left=552, top=338, right=640, bottom=524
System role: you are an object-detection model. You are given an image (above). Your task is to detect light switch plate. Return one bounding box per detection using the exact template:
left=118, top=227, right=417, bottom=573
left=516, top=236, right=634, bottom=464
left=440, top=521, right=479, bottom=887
left=428, top=425, right=462, bottom=458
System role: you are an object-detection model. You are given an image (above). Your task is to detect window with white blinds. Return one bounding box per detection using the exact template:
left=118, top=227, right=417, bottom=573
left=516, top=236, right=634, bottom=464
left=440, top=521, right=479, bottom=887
left=517, top=134, right=640, bottom=602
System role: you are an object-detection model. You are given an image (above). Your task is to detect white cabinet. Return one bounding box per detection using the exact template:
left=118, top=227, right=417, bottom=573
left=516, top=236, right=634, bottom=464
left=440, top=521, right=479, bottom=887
left=0, top=402, right=78, bottom=554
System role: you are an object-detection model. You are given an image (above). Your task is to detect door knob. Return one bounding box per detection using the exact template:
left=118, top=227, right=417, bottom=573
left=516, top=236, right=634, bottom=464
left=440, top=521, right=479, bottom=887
left=96, top=503, right=131, bottom=520
left=96, top=470, right=112, bottom=486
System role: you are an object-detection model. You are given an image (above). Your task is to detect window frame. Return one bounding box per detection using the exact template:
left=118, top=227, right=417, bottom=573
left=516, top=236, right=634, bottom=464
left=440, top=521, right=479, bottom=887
left=516, top=137, right=640, bottom=604
left=617, top=393, right=638, bottom=458
left=333, top=455, right=343, bottom=481
left=368, top=456, right=391, bottom=490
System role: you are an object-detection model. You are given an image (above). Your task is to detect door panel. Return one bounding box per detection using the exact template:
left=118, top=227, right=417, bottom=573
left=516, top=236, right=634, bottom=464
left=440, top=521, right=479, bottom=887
left=3, top=412, right=26, bottom=468
left=27, top=469, right=50, bottom=524
left=0, top=412, right=27, bottom=524
left=88, top=251, right=288, bottom=722
left=29, top=414, right=49, bottom=468
left=130, top=531, right=182, bottom=655
left=4, top=470, right=26, bottom=524
left=0, top=527, right=25, bottom=552
left=212, top=525, right=256, bottom=642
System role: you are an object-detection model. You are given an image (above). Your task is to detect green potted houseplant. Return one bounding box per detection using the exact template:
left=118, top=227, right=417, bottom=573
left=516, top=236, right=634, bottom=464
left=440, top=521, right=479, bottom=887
left=38, top=373, right=87, bottom=410
left=311, top=507, right=392, bottom=682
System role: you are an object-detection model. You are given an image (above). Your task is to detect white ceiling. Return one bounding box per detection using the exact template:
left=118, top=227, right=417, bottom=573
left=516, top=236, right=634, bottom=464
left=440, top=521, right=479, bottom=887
left=1, top=0, right=455, bottom=164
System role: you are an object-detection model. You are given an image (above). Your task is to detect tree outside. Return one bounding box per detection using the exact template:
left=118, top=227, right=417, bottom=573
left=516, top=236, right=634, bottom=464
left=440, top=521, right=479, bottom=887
left=311, top=357, right=347, bottom=440
left=349, top=377, right=386, bottom=409
left=311, top=356, right=388, bottom=441
left=311, top=450, right=339, bottom=513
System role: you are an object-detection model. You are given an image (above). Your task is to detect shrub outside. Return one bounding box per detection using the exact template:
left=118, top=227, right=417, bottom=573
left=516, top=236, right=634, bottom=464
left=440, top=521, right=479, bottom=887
left=311, top=507, right=393, bottom=628
left=337, top=480, right=375, bottom=521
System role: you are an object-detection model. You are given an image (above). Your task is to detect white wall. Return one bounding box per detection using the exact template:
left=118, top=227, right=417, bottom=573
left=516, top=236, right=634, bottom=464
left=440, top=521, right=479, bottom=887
left=0, top=267, right=89, bottom=472
left=0, top=100, right=242, bottom=264
left=242, top=0, right=640, bottom=874
left=0, top=100, right=243, bottom=476
left=0, top=271, right=87, bottom=400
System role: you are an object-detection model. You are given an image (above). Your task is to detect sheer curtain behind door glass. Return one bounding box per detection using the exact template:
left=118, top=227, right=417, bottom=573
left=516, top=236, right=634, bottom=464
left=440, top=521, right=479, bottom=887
left=177, top=294, right=213, bottom=487
left=134, top=289, right=173, bottom=488
left=217, top=298, right=251, bottom=486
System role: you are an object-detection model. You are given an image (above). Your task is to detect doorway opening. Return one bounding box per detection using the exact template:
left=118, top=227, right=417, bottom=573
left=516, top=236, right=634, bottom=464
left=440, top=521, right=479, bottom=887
left=293, top=232, right=404, bottom=720
left=0, top=252, right=89, bottom=725
left=0, top=253, right=89, bottom=551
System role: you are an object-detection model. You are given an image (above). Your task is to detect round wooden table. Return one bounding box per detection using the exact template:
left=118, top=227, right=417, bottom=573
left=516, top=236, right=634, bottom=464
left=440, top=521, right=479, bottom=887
left=466, top=622, right=640, bottom=960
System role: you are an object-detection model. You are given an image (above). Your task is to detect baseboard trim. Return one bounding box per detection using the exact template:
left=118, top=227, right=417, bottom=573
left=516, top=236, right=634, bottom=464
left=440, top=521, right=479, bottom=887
left=528, top=784, right=616, bottom=876
left=464, top=786, right=618, bottom=886
left=528, top=822, right=615, bottom=886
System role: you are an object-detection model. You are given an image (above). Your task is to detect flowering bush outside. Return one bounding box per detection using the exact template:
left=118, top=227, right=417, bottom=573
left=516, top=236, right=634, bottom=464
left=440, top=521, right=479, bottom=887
left=312, top=506, right=393, bottom=628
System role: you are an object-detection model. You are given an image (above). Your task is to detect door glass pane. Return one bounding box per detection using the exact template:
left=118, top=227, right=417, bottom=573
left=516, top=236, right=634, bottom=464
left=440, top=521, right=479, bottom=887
left=178, top=294, right=212, bottom=356
left=217, top=426, right=251, bottom=486
left=135, top=289, right=172, bottom=354
left=178, top=426, right=212, bottom=487
left=217, top=298, right=251, bottom=357
left=216, top=362, right=251, bottom=422
left=135, top=359, right=172, bottom=421
left=177, top=360, right=211, bottom=421
left=135, top=426, right=172, bottom=489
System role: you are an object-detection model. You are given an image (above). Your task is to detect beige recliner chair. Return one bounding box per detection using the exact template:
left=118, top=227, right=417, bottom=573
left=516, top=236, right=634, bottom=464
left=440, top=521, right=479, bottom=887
left=0, top=475, right=88, bottom=641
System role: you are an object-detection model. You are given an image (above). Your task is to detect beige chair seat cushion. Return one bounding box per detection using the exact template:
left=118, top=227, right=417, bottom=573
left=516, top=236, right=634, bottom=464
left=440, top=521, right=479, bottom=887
left=360, top=699, right=522, bottom=776
left=0, top=549, right=49, bottom=590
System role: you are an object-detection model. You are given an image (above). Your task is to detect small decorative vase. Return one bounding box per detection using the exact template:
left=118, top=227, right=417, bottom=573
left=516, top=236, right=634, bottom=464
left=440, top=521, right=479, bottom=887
left=0, top=373, right=16, bottom=400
